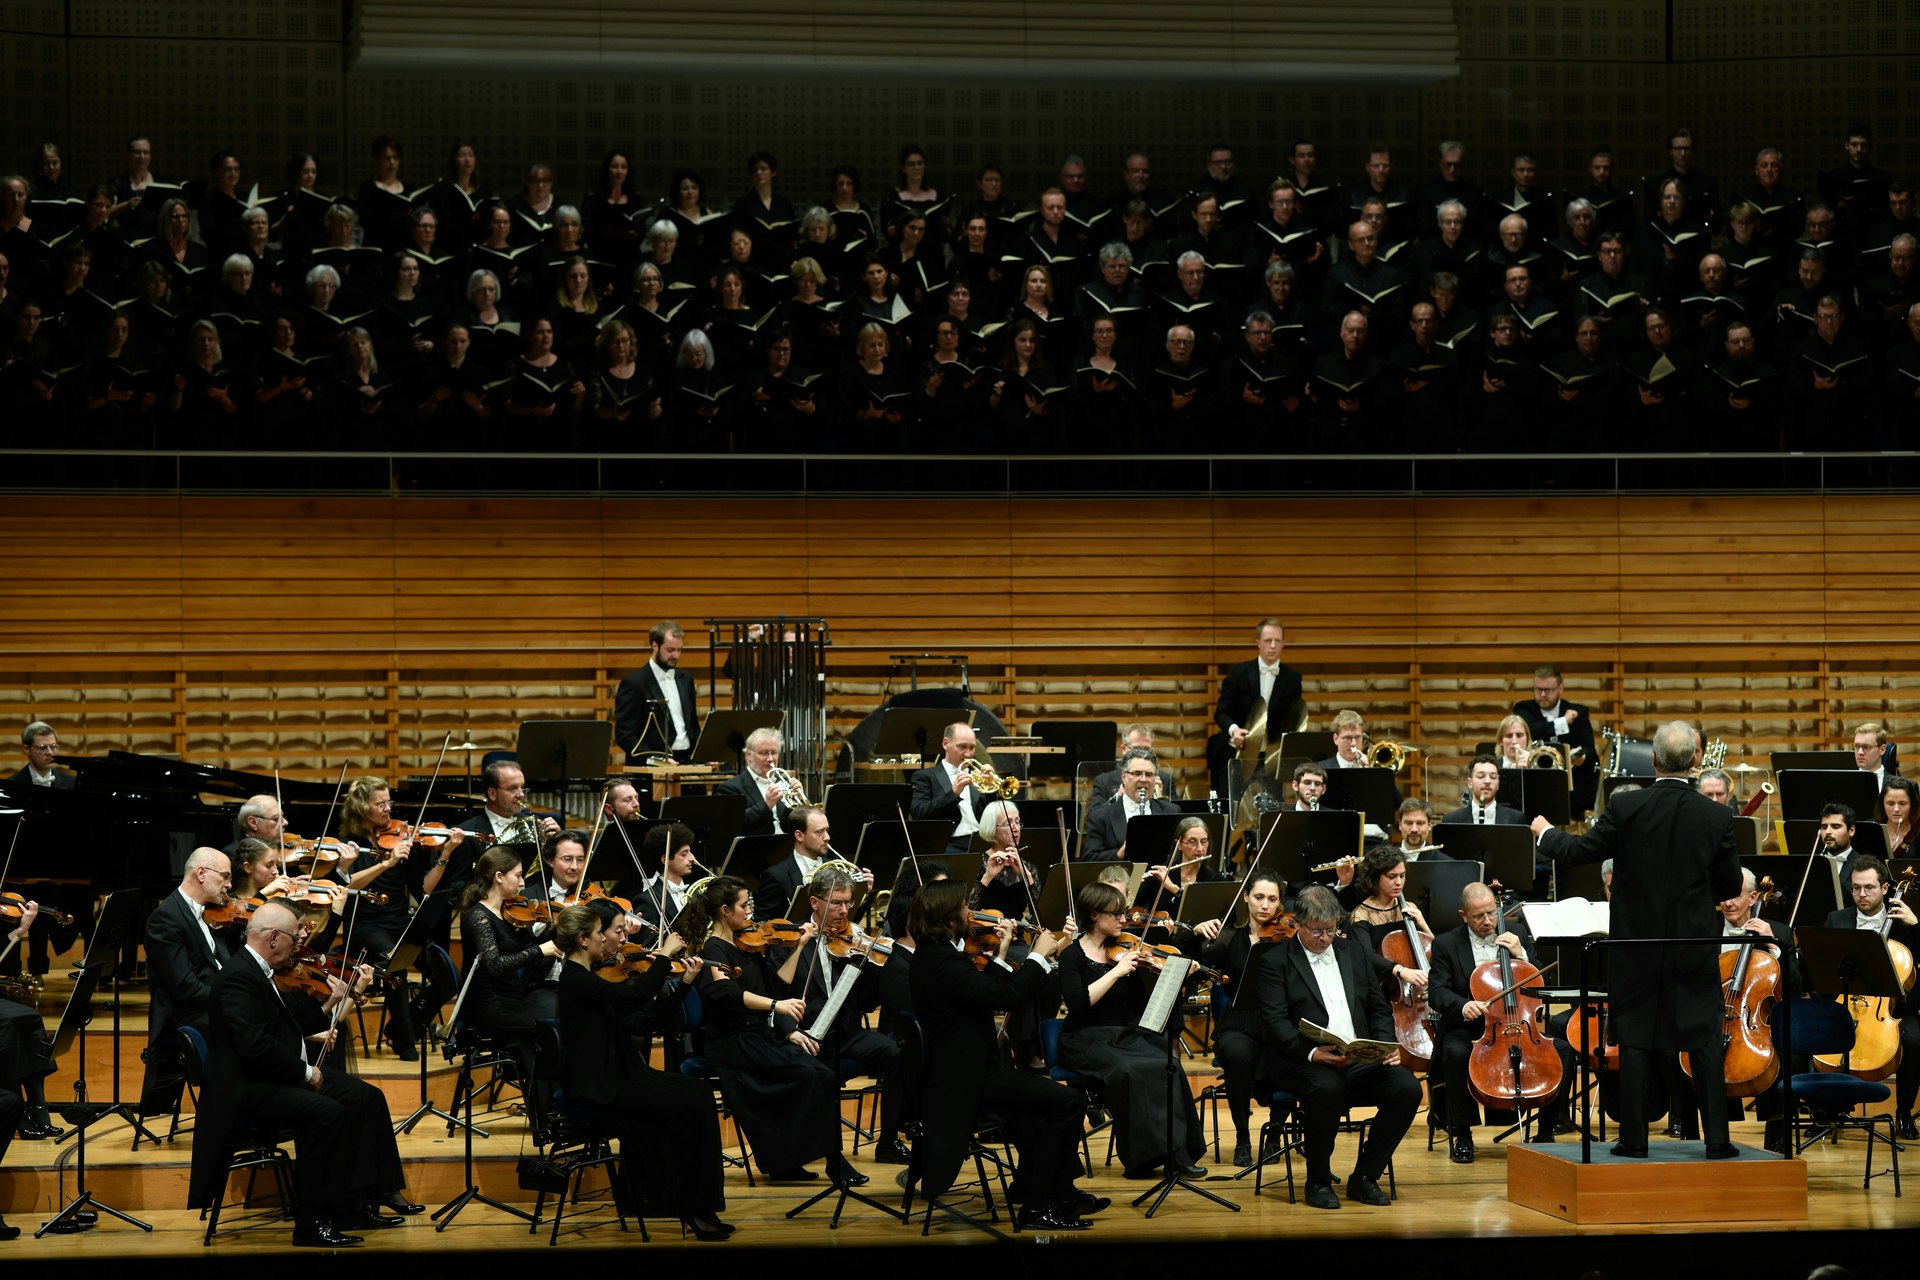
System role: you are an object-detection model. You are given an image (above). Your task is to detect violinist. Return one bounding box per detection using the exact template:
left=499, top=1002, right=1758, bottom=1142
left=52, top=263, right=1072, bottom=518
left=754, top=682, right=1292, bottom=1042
left=1058, top=880, right=1208, bottom=1180
left=906, top=879, right=1104, bottom=1232
left=618, top=821, right=696, bottom=934
left=1342, top=848, right=1435, bottom=993
left=1428, top=883, right=1573, bottom=1162
left=222, top=793, right=288, bottom=856
left=1194, top=868, right=1287, bottom=1165
left=457, top=847, right=563, bottom=1072
left=0, top=901, right=64, bottom=1150
left=1257, top=883, right=1421, bottom=1210
left=783, top=865, right=909, bottom=1163
left=233, top=838, right=343, bottom=950
left=540, top=829, right=592, bottom=905
left=550, top=903, right=735, bottom=1239
left=683, top=875, right=862, bottom=1185
left=972, top=800, right=1038, bottom=919
left=1136, top=817, right=1230, bottom=917
left=1823, top=857, right=1920, bottom=1140
left=882, top=857, right=949, bottom=960
left=1881, top=777, right=1916, bottom=859
left=141, top=848, right=233, bottom=1111
left=8, top=722, right=79, bottom=982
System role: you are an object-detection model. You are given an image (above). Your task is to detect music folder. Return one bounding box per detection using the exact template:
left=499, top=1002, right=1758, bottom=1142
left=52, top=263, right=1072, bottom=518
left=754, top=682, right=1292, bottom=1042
left=689, top=709, right=785, bottom=769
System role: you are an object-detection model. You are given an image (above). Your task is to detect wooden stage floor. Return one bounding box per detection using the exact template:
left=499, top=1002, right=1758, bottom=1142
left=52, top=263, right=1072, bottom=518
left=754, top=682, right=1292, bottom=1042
left=3, top=974, right=1914, bottom=1274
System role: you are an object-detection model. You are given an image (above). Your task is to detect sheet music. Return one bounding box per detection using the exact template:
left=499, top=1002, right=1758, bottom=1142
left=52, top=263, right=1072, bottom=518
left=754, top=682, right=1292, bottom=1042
left=1137, top=956, right=1192, bottom=1035
left=806, top=959, right=862, bottom=1041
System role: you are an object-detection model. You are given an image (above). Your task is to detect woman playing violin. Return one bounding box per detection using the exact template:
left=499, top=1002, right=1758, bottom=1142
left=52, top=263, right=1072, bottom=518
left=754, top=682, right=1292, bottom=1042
left=1343, top=847, right=1433, bottom=993
left=550, top=903, right=735, bottom=1239
left=458, top=847, right=562, bottom=1073
left=1057, top=880, right=1208, bottom=1180
left=682, top=875, right=859, bottom=1185
left=1194, top=868, right=1287, bottom=1165
left=233, top=837, right=345, bottom=954
left=0, top=899, right=66, bottom=1182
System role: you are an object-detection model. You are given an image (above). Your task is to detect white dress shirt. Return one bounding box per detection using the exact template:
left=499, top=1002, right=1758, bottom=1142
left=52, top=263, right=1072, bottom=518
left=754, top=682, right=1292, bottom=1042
left=1538, top=700, right=1572, bottom=738
left=1305, top=944, right=1358, bottom=1043
left=942, top=760, right=980, bottom=839
left=27, top=766, right=55, bottom=787
left=1468, top=929, right=1504, bottom=965
left=652, top=659, right=691, bottom=751
left=182, top=887, right=223, bottom=967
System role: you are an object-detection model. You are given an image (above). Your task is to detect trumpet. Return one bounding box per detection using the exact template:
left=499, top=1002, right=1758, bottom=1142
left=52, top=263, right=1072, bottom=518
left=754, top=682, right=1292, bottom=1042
left=1362, top=737, right=1419, bottom=773
left=959, top=758, right=1022, bottom=799
left=767, top=766, right=811, bottom=808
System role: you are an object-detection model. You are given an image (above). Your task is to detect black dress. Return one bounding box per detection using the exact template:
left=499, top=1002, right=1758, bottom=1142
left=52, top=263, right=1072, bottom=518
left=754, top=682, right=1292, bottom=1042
left=1199, top=925, right=1269, bottom=1136
left=461, top=904, right=558, bottom=1045
left=555, top=963, right=725, bottom=1218
left=693, top=934, right=838, bottom=1175
left=1056, top=939, right=1204, bottom=1172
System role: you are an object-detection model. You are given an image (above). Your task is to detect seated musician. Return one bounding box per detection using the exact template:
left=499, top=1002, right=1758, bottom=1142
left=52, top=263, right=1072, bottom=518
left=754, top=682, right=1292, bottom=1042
left=906, top=879, right=1105, bottom=1231
left=616, top=821, right=697, bottom=937
left=142, top=847, right=234, bottom=1111
left=1, top=902, right=64, bottom=1161
left=1719, top=868, right=1797, bottom=1149
left=1136, top=817, right=1230, bottom=917
left=1826, top=856, right=1920, bottom=1140
left=782, top=864, right=908, bottom=1163
left=550, top=903, right=733, bottom=1239
left=908, top=722, right=993, bottom=855
left=882, top=858, right=949, bottom=957
left=8, top=721, right=79, bottom=982
left=1058, top=879, right=1208, bottom=1181
left=1082, top=746, right=1179, bottom=861
left=683, top=875, right=862, bottom=1185
left=972, top=799, right=1038, bottom=918
left=602, top=780, right=644, bottom=826
left=232, top=837, right=344, bottom=951
left=1696, top=768, right=1735, bottom=808
left=1088, top=724, right=1171, bottom=805
left=1427, top=882, right=1574, bottom=1162
left=10, top=721, right=73, bottom=790
left=1290, top=760, right=1327, bottom=811
left=1195, top=869, right=1286, bottom=1166
left=1341, top=847, right=1435, bottom=997
left=186, top=900, right=417, bottom=1249
left=1319, top=710, right=1370, bottom=771
left=1258, top=883, right=1421, bottom=1210
left=1391, top=798, right=1449, bottom=862
left=1440, top=755, right=1525, bottom=827
left=1881, top=777, right=1915, bottom=859
left=222, top=793, right=287, bottom=856
left=756, top=804, right=831, bottom=921
left=536, top=828, right=592, bottom=906
left=1494, top=713, right=1532, bottom=773
left=1816, top=803, right=1859, bottom=869
left=457, top=847, right=563, bottom=1070
left=719, top=727, right=797, bottom=841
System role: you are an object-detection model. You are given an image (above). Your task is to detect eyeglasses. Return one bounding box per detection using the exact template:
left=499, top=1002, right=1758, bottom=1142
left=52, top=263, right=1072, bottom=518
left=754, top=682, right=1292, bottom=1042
left=1124, top=770, right=1157, bottom=780
left=1850, top=885, right=1884, bottom=896
left=1300, top=924, right=1338, bottom=939
left=256, top=926, right=295, bottom=945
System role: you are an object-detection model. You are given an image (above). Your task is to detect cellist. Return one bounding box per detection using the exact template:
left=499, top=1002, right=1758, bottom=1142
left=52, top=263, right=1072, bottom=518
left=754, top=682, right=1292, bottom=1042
left=1427, top=882, right=1574, bottom=1163
left=1821, top=856, right=1920, bottom=1141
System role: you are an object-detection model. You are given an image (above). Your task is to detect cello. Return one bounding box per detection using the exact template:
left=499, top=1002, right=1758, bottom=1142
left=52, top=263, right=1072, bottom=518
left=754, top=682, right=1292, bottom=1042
left=1682, top=876, right=1782, bottom=1096
left=1814, top=875, right=1916, bottom=1083
left=1465, top=938, right=1563, bottom=1111
left=1377, top=893, right=1436, bottom=1073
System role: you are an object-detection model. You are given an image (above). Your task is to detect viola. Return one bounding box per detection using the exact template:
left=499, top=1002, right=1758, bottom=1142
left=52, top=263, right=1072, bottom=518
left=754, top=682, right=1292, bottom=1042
left=596, top=943, right=739, bottom=983
left=0, top=893, right=74, bottom=927
left=1683, top=934, right=1780, bottom=1096
left=1122, top=905, right=1190, bottom=936
left=374, top=819, right=414, bottom=852
left=1101, top=932, right=1223, bottom=980
left=411, top=822, right=483, bottom=850
left=824, top=923, right=897, bottom=966
left=281, top=835, right=352, bottom=873
left=1465, top=944, right=1563, bottom=1110
left=732, top=918, right=806, bottom=954
left=1377, top=896, right=1436, bottom=1073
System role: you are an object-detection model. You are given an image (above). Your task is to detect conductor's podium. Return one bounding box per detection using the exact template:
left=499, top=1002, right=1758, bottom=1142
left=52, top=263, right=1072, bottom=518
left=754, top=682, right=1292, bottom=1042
left=1508, top=1141, right=1807, bottom=1224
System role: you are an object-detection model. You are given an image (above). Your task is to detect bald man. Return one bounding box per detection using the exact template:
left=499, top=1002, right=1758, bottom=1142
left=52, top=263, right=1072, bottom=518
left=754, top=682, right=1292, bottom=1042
left=141, top=848, right=234, bottom=1111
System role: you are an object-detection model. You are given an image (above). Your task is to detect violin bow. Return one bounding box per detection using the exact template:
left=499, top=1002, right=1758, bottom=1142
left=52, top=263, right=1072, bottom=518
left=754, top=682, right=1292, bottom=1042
left=1056, top=809, right=1074, bottom=935
left=608, top=812, right=666, bottom=944
left=316, top=758, right=348, bottom=849
left=1221, top=810, right=1284, bottom=934
left=412, top=731, right=453, bottom=835
left=574, top=783, right=611, bottom=907
left=0, top=815, right=24, bottom=967
left=312, top=947, right=368, bottom=1072
left=1784, top=819, right=1825, bottom=931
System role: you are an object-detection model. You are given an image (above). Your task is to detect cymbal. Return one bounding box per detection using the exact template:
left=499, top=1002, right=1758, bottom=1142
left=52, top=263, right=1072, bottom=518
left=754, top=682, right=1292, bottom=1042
left=1729, top=762, right=1767, bottom=773
left=1236, top=697, right=1270, bottom=781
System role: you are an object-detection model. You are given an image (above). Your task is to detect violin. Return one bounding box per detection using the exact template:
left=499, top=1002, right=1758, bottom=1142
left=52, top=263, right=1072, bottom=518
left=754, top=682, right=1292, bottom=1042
left=732, top=918, right=806, bottom=954
left=1122, top=905, right=1191, bottom=936
left=411, top=822, right=482, bottom=850
left=1101, top=931, right=1223, bottom=980
left=825, top=923, right=897, bottom=966
left=960, top=909, right=1031, bottom=970
left=596, top=942, right=740, bottom=984
left=281, top=835, right=353, bottom=873
left=202, top=895, right=268, bottom=928
left=374, top=819, right=414, bottom=852
left=1377, top=895, right=1436, bottom=1073
left=1464, top=938, right=1563, bottom=1111
left=0, top=893, right=74, bottom=927
left=274, top=949, right=370, bottom=1005
left=1255, top=914, right=1300, bottom=944
left=501, top=895, right=558, bottom=928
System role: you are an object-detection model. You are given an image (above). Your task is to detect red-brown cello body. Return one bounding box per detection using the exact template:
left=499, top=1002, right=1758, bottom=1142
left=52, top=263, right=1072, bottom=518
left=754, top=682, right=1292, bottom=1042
left=1377, top=898, right=1436, bottom=1073
left=1466, top=947, right=1564, bottom=1110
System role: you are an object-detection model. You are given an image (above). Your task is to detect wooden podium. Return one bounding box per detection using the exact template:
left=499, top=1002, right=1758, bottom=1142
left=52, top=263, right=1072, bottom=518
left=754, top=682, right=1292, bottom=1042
left=1507, top=1141, right=1806, bottom=1224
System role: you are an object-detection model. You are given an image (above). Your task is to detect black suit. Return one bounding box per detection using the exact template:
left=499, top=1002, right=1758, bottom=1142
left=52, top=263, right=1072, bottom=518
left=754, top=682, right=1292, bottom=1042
left=187, top=948, right=401, bottom=1218
left=1208, top=659, right=1304, bottom=797
left=907, top=763, right=991, bottom=850
left=753, top=853, right=810, bottom=924
left=1538, top=776, right=1742, bottom=1146
left=785, top=936, right=902, bottom=1139
left=1081, top=794, right=1179, bottom=862
left=142, top=889, right=229, bottom=1105
left=613, top=660, right=701, bottom=761
left=1514, top=697, right=1600, bottom=814
left=1427, top=920, right=1572, bottom=1130
left=1087, top=765, right=1174, bottom=807
left=4, top=766, right=74, bottom=791
left=1438, top=803, right=1525, bottom=827
left=907, top=941, right=1084, bottom=1206
left=1258, top=935, right=1421, bottom=1184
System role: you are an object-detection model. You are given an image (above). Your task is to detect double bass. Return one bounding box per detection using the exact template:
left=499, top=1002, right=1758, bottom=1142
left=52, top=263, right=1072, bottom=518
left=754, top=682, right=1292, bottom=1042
left=1465, top=940, right=1563, bottom=1110
left=1377, top=894, right=1436, bottom=1072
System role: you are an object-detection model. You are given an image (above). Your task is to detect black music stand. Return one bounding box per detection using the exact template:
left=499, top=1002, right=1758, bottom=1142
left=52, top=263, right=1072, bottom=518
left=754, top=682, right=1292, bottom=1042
left=1258, top=810, right=1363, bottom=887
left=1496, top=769, right=1571, bottom=829
left=1034, top=861, right=1144, bottom=927
left=1599, top=775, right=1654, bottom=808
left=430, top=964, right=537, bottom=1231
left=516, top=719, right=614, bottom=798
left=59, top=887, right=166, bottom=1151
left=1770, top=750, right=1855, bottom=773
left=1321, top=768, right=1403, bottom=831
left=690, top=710, right=785, bottom=769
left=1120, top=814, right=1196, bottom=867
left=660, top=793, right=747, bottom=863
left=1276, top=731, right=1335, bottom=766
left=1746, top=854, right=1844, bottom=927
left=40, top=957, right=151, bottom=1236
left=1030, top=720, right=1117, bottom=782
left=1554, top=858, right=1610, bottom=905
left=1732, top=816, right=1764, bottom=857
left=1781, top=817, right=1888, bottom=860
left=1402, top=863, right=1483, bottom=937
left=824, top=784, right=911, bottom=847
left=1432, top=823, right=1539, bottom=898
left=1787, top=926, right=1902, bottom=1153
left=873, top=707, right=971, bottom=765
left=386, top=893, right=466, bottom=1136
left=1176, top=882, right=1242, bottom=930
left=856, top=823, right=957, bottom=892
left=585, top=817, right=670, bottom=889
left=1777, top=769, right=1879, bottom=823
left=1133, top=955, right=1239, bottom=1218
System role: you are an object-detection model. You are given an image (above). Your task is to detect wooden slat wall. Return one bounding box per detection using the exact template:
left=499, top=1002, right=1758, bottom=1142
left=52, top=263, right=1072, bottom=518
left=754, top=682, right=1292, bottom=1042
left=6, top=493, right=1920, bottom=799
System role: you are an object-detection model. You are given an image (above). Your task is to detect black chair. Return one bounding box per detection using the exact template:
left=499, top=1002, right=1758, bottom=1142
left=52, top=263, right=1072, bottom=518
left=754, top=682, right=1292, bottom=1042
left=1249, top=1085, right=1394, bottom=1203
left=177, top=1027, right=298, bottom=1246
left=437, top=946, right=520, bottom=1137
left=1039, top=1016, right=1115, bottom=1168
left=673, top=985, right=755, bottom=1183
left=894, top=1012, right=1018, bottom=1240
left=528, top=1019, right=639, bottom=1244
left=1772, top=998, right=1901, bottom=1195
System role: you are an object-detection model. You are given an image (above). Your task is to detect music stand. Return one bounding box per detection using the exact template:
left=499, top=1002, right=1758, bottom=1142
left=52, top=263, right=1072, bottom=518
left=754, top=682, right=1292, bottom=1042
left=64, top=886, right=167, bottom=1150
left=1554, top=858, right=1609, bottom=905
left=1402, top=862, right=1484, bottom=937
left=1732, top=816, right=1764, bottom=857
left=1769, top=750, right=1855, bottom=773
left=1777, top=769, right=1880, bottom=823
left=854, top=822, right=955, bottom=891
left=873, top=707, right=971, bottom=765
left=1176, top=881, right=1242, bottom=930
left=1119, top=814, right=1196, bottom=867
left=1029, top=720, right=1117, bottom=781
left=1132, top=955, right=1239, bottom=1218
left=1007, top=796, right=1075, bottom=846
left=890, top=853, right=983, bottom=900
left=584, top=817, right=670, bottom=889
left=1276, top=731, right=1335, bottom=767
left=40, top=956, right=151, bottom=1236
left=386, top=892, right=464, bottom=1135
left=1599, top=775, right=1653, bottom=808
left=1496, top=769, right=1571, bottom=828
left=824, top=784, right=911, bottom=847
left=1257, top=810, right=1363, bottom=886
left=1779, top=818, right=1887, bottom=862
left=1745, top=853, right=1843, bottom=927
left=1791, top=926, right=1907, bottom=1140
left=1431, top=823, right=1538, bottom=898
left=690, top=709, right=785, bottom=769
left=1037, top=862, right=1145, bottom=925
left=1321, top=768, right=1403, bottom=831
left=660, top=794, right=747, bottom=864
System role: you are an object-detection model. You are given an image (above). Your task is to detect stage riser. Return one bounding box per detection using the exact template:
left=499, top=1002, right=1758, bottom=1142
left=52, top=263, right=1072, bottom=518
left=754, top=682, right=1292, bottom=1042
left=1506, top=1143, right=1809, bottom=1224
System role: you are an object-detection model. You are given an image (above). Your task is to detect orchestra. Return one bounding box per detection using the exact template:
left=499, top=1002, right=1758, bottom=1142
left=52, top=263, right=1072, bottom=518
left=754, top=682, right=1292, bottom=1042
left=2, top=646, right=1916, bottom=1247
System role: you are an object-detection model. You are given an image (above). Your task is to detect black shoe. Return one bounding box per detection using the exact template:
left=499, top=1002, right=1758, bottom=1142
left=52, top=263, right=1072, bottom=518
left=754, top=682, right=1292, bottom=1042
left=1232, top=1139, right=1253, bottom=1168
left=1526, top=1125, right=1556, bottom=1145
left=1345, top=1173, right=1391, bottom=1206
left=826, top=1154, right=868, bottom=1187
left=872, top=1138, right=912, bottom=1165
left=1609, top=1142, right=1649, bottom=1158
left=335, top=1208, right=404, bottom=1230
left=1704, top=1142, right=1741, bottom=1159
left=1763, top=1121, right=1788, bottom=1155
left=1552, top=1117, right=1578, bottom=1135
left=1122, top=1163, right=1159, bottom=1180
left=18, top=1119, right=63, bottom=1141
left=1302, top=1181, right=1341, bottom=1210
left=1169, top=1157, right=1207, bottom=1178
left=292, top=1221, right=363, bottom=1247
left=1016, top=1204, right=1092, bottom=1231
left=1449, top=1131, right=1476, bottom=1164
left=684, top=1216, right=731, bottom=1241
left=0, top=1215, right=16, bottom=1241
left=765, top=1168, right=818, bottom=1182
left=384, top=1193, right=425, bottom=1215
left=1899, top=1114, right=1918, bottom=1141
left=1068, top=1191, right=1110, bottom=1217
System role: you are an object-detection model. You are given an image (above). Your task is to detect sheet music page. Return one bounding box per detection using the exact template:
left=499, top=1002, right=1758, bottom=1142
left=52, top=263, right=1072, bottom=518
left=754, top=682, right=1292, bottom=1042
left=1137, top=956, right=1192, bottom=1035
left=806, top=961, right=862, bottom=1041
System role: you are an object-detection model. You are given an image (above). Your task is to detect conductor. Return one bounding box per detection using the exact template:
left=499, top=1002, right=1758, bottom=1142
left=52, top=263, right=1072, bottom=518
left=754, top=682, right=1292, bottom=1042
left=1529, top=720, right=1743, bottom=1159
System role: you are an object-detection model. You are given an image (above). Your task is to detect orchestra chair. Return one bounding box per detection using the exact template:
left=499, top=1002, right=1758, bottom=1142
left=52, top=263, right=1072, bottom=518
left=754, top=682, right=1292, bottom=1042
left=825, top=1053, right=885, bottom=1155
left=528, top=1020, right=638, bottom=1244
left=436, top=947, right=520, bottom=1138
left=1249, top=1086, right=1395, bottom=1205
left=177, top=1027, right=298, bottom=1246
left=1039, top=1016, right=1117, bottom=1168
left=892, top=1013, right=1017, bottom=1241
left=1770, top=999, right=1901, bottom=1194
left=672, top=985, right=755, bottom=1184
left=1196, top=982, right=1239, bottom=1159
